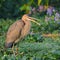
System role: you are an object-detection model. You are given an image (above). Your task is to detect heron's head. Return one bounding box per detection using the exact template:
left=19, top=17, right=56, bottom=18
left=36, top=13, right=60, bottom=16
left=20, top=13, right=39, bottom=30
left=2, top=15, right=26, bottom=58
left=22, top=14, right=40, bottom=25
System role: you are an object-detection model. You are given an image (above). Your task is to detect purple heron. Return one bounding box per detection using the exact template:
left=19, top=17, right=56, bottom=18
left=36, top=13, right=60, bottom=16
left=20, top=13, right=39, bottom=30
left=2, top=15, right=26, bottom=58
left=5, top=14, right=40, bottom=48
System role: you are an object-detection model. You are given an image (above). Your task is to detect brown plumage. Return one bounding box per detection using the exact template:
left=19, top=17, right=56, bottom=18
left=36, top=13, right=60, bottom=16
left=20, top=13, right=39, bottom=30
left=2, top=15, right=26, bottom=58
left=5, top=14, right=40, bottom=48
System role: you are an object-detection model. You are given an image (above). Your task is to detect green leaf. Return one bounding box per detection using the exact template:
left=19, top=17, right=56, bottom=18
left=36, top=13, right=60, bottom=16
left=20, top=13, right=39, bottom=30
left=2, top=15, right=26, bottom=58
left=38, top=0, right=42, bottom=6
left=22, top=56, right=27, bottom=60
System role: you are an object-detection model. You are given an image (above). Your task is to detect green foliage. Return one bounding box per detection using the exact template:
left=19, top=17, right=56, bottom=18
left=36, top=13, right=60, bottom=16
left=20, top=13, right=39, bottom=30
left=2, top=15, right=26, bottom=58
left=0, top=0, right=60, bottom=19
left=0, top=0, right=60, bottom=60
left=0, top=16, right=60, bottom=60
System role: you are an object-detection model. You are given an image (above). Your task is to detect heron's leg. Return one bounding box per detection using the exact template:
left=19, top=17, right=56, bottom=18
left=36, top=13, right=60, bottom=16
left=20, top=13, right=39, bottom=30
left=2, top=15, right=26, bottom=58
left=11, top=41, right=19, bottom=55
left=14, top=39, right=19, bottom=54
left=12, top=43, right=16, bottom=55
left=14, top=38, right=23, bottom=55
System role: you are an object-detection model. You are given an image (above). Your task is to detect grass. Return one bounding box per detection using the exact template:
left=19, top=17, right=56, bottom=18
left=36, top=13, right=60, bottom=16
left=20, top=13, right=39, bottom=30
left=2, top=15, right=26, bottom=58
left=0, top=17, right=60, bottom=60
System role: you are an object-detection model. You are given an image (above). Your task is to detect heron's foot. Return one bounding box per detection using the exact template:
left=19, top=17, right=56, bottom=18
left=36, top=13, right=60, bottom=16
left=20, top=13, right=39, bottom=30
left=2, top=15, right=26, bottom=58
left=14, top=47, right=19, bottom=55
left=12, top=47, right=15, bottom=55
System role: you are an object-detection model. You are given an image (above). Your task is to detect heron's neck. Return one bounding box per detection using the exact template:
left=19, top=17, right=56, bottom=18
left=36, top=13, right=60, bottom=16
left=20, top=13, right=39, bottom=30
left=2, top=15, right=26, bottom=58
left=24, top=20, right=31, bottom=26
left=24, top=20, right=31, bottom=30
left=21, top=20, right=31, bottom=38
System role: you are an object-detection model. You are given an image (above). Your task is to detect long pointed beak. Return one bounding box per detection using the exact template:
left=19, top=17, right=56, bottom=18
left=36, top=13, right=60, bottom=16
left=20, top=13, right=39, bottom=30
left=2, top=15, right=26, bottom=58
left=28, top=17, right=40, bottom=26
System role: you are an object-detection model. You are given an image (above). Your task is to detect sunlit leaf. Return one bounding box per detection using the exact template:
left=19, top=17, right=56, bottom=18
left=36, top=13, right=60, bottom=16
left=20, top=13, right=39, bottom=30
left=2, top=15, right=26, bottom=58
left=38, top=0, right=42, bottom=6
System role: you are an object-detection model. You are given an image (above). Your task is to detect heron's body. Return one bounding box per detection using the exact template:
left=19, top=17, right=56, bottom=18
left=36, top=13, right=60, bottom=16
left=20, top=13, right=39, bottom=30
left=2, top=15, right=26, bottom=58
left=5, top=18, right=31, bottom=48
left=6, top=20, right=31, bottom=43
left=5, top=14, right=40, bottom=48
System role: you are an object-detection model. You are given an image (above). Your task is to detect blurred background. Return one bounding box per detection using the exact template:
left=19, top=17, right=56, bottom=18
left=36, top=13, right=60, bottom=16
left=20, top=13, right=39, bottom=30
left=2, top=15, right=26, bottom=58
left=0, top=0, right=60, bottom=60
left=0, top=0, right=60, bottom=19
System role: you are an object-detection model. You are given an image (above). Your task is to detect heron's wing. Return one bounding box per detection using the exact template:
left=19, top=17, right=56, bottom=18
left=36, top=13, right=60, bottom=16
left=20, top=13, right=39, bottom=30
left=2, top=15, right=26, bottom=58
left=6, top=20, right=24, bottom=44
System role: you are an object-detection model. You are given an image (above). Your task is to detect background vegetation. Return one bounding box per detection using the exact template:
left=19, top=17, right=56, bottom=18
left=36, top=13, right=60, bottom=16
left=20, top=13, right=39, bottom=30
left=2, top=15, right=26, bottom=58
left=0, top=0, right=60, bottom=19
left=0, top=0, right=60, bottom=60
